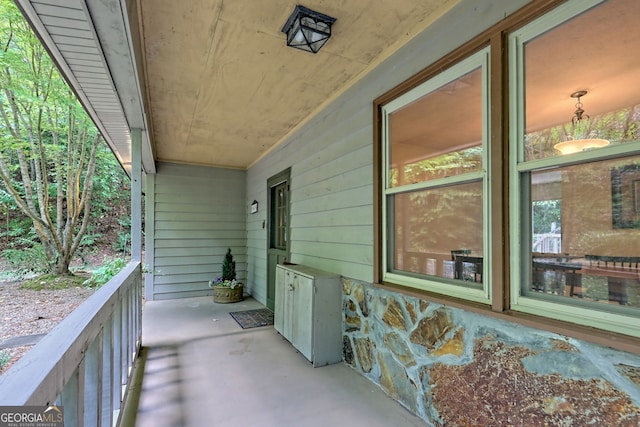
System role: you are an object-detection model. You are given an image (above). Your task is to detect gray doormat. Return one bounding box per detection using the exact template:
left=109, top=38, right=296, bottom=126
left=229, top=308, right=274, bottom=329
left=0, top=333, right=47, bottom=349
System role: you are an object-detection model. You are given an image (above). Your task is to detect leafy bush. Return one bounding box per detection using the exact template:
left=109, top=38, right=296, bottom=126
left=0, top=350, right=10, bottom=371
left=83, top=258, right=127, bottom=288
left=2, top=243, right=49, bottom=278
left=112, top=216, right=131, bottom=255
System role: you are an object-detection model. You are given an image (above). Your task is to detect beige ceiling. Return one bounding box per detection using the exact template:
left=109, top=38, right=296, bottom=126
left=137, top=0, right=460, bottom=169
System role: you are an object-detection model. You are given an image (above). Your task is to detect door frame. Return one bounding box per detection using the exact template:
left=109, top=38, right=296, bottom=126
left=266, top=168, right=291, bottom=310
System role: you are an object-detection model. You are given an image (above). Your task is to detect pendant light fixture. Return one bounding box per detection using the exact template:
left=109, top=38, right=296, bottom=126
left=553, top=90, right=610, bottom=155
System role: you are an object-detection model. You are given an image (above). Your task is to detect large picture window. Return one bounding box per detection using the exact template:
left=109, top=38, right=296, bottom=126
left=377, top=0, right=640, bottom=342
left=381, top=49, right=490, bottom=303
left=509, top=0, right=640, bottom=336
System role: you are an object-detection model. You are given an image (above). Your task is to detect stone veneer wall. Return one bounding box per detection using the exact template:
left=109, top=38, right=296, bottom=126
left=342, top=278, right=640, bottom=426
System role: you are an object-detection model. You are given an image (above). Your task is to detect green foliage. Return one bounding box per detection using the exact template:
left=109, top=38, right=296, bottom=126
left=532, top=200, right=562, bottom=234
left=2, top=243, right=49, bottom=278
left=91, top=146, right=130, bottom=214
left=112, top=216, right=131, bottom=254
left=0, top=350, right=10, bottom=371
left=79, top=231, right=102, bottom=247
left=83, top=258, right=127, bottom=288
left=222, top=248, right=236, bottom=281
left=0, top=217, right=34, bottom=241
left=114, top=231, right=130, bottom=254
left=0, top=0, right=117, bottom=274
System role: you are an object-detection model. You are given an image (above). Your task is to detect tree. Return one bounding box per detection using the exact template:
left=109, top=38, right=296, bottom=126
left=0, top=0, right=104, bottom=274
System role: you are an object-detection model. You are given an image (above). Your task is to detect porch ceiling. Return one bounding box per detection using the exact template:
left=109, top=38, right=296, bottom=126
left=16, top=0, right=639, bottom=174
left=15, top=0, right=461, bottom=173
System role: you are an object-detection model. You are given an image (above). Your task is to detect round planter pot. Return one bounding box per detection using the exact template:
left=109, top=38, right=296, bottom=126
left=213, top=284, right=243, bottom=303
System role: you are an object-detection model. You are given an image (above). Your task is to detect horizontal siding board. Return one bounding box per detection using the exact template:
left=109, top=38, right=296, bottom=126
left=154, top=239, right=246, bottom=249
left=154, top=273, right=245, bottom=287
left=154, top=282, right=210, bottom=293
left=292, top=241, right=372, bottom=266
left=294, top=143, right=372, bottom=191
left=153, top=289, right=211, bottom=300
left=153, top=262, right=247, bottom=276
left=151, top=163, right=247, bottom=300
left=293, top=225, right=373, bottom=245
left=155, top=211, right=242, bottom=222
left=294, top=164, right=372, bottom=202
left=154, top=220, right=245, bottom=231
left=154, top=255, right=247, bottom=267
left=290, top=206, right=372, bottom=228
left=154, top=230, right=245, bottom=240
left=292, top=184, right=372, bottom=215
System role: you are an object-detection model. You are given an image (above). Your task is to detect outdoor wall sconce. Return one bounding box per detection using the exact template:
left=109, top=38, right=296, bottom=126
left=554, top=90, right=610, bottom=155
left=250, top=200, right=259, bottom=214
left=281, top=5, right=336, bottom=53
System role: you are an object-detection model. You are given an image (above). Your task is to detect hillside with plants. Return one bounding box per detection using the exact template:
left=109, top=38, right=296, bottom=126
left=0, top=0, right=133, bottom=375
left=0, top=0, right=132, bottom=279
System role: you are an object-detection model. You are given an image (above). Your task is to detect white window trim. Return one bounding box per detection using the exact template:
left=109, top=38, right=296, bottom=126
left=381, top=47, right=491, bottom=304
left=508, top=0, right=640, bottom=338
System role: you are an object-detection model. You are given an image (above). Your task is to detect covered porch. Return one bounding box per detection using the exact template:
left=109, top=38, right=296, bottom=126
left=125, top=296, right=426, bottom=427
left=4, top=0, right=640, bottom=425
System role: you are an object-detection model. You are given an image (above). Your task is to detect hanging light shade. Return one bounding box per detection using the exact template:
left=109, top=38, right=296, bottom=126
left=554, top=90, right=610, bottom=155
left=282, top=5, right=336, bottom=53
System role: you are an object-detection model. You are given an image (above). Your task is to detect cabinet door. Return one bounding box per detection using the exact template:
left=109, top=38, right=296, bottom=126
left=291, top=274, right=314, bottom=361
left=274, top=266, right=285, bottom=335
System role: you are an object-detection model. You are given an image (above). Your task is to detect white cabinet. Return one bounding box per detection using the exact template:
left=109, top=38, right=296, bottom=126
left=274, top=264, right=342, bottom=367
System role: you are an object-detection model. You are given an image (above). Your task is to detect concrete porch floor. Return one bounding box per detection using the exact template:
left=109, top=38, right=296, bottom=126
left=122, top=296, right=427, bottom=427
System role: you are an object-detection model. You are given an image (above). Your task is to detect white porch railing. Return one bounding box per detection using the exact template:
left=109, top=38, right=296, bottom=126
left=0, top=261, right=142, bottom=427
left=532, top=233, right=562, bottom=254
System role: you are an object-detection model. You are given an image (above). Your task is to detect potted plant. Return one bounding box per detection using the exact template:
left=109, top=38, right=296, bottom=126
left=210, top=248, right=243, bottom=303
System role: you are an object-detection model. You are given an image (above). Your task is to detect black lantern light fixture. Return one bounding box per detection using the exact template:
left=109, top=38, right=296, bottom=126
left=281, top=5, right=336, bottom=53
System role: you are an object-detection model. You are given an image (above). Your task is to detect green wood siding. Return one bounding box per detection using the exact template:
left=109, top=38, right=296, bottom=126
left=148, top=163, right=246, bottom=300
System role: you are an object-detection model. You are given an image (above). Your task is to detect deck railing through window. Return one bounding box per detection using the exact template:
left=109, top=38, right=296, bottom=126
left=0, top=261, right=142, bottom=426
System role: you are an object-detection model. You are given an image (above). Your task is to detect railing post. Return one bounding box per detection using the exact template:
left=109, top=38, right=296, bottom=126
left=58, top=363, right=81, bottom=426
left=84, top=332, right=102, bottom=426
left=101, top=318, right=114, bottom=426
left=121, top=288, right=130, bottom=391
left=112, top=300, right=122, bottom=412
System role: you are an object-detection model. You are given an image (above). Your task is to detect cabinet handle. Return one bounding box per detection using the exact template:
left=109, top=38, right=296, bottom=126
left=288, top=284, right=294, bottom=291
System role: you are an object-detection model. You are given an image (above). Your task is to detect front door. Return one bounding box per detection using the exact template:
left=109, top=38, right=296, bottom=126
left=267, top=168, right=290, bottom=310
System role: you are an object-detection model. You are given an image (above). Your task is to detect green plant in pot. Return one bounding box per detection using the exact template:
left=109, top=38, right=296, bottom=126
left=210, top=248, right=243, bottom=303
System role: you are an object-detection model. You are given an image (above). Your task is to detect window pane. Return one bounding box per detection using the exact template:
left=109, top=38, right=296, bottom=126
left=271, top=182, right=287, bottom=250
left=388, top=67, right=483, bottom=187
left=525, top=156, right=640, bottom=311
left=523, top=0, right=640, bottom=161
left=390, top=181, right=483, bottom=286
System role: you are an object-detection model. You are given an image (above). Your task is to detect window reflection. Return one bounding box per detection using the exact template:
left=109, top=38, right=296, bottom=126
left=388, top=67, right=483, bottom=187
left=527, top=157, right=640, bottom=310
left=391, top=181, right=483, bottom=286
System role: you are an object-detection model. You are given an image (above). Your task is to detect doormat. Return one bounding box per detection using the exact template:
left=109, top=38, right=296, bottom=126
left=229, top=308, right=274, bottom=329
